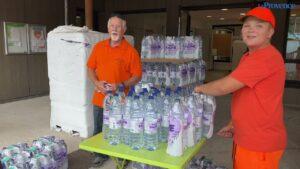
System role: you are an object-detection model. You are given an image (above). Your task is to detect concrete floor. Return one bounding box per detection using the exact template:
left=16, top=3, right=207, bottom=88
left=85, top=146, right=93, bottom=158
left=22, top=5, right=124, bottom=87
left=0, top=95, right=299, bottom=169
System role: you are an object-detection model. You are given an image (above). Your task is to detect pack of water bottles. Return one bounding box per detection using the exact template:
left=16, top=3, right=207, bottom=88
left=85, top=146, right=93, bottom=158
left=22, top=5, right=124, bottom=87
left=186, top=156, right=227, bottom=169
left=102, top=84, right=216, bottom=156
left=0, top=136, right=68, bottom=169
left=141, top=36, right=202, bottom=59
left=142, top=59, right=206, bottom=87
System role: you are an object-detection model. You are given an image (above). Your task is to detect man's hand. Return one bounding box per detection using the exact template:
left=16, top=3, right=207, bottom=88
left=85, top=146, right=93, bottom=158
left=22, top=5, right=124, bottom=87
left=94, top=81, right=107, bottom=93
left=109, top=83, right=118, bottom=92
left=194, top=85, right=202, bottom=93
left=217, top=122, right=234, bottom=138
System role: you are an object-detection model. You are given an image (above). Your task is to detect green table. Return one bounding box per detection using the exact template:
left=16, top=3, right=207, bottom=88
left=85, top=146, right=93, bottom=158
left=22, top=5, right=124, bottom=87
left=79, top=133, right=206, bottom=169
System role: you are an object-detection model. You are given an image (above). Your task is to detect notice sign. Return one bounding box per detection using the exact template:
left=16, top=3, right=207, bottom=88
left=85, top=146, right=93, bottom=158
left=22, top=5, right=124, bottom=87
left=29, top=25, right=47, bottom=53
left=3, top=22, right=28, bottom=55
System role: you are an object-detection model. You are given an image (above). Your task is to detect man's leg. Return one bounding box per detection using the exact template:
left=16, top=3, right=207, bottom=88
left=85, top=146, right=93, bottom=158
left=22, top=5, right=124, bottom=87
left=233, top=143, right=284, bottom=169
left=92, top=105, right=109, bottom=165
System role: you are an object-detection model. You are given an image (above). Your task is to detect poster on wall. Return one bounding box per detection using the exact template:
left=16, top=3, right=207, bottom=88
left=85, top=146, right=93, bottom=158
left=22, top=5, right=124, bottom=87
left=3, top=22, right=29, bottom=55
left=29, top=25, right=47, bottom=53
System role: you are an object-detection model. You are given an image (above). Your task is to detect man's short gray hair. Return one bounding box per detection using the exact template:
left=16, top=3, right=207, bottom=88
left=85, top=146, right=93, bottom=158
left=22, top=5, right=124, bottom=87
left=107, top=15, right=127, bottom=31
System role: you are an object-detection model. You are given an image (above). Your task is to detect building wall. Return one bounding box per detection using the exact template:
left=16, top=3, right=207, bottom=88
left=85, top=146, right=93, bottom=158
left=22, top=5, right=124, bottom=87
left=0, top=0, right=65, bottom=102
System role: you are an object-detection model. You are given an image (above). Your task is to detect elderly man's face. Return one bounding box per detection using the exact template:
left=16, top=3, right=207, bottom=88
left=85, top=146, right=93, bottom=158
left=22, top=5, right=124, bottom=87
left=108, top=17, right=125, bottom=43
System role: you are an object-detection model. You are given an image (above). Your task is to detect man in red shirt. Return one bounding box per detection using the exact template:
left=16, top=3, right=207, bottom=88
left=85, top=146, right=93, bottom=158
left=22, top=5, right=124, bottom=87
left=87, top=14, right=142, bottom=166
left=194, top=7, right=286, bottom=169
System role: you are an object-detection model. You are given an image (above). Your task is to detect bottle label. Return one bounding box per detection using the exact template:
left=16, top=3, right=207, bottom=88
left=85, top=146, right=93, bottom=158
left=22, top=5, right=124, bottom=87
left=162, top=115, right=169, bottom=127
left=203, top=114, right=211, bottom=125
left=145, top=118, right=158, bottom=134
left=109, top=116, right=122, bottom=129
left=130, top=118, right=144, bottom=133
left=168, top=115, right=182, bottom=144
left=123, top=118, right=130, bottom=129
left=103, top=111, right=109, bottom=125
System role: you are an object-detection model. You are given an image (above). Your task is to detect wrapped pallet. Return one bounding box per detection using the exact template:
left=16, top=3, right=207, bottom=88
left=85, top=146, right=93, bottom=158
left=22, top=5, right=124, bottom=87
left=47, top=26, right=134, bottom=138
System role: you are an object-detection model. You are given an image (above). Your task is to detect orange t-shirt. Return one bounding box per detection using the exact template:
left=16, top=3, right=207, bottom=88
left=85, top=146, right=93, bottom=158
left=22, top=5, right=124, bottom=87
left=87, top=38, right=142, bottom=107
left=230, top=45, right=286, bottom=152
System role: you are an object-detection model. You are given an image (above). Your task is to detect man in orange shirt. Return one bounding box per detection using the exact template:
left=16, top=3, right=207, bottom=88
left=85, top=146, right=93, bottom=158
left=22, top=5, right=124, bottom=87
left=87, top=14, right=142, bottom=166
left=194, top=7, right=286, bottom=169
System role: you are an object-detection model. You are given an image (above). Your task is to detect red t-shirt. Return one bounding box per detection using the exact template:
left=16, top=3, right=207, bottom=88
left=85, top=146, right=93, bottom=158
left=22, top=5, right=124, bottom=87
left=87, top=38, right=142, bottom=107
left=230, top=45, right=286, bottom=152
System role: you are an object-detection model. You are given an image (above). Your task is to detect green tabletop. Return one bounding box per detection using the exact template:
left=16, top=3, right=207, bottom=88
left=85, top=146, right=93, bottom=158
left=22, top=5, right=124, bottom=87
left=79, top=133, right=206, bottom=169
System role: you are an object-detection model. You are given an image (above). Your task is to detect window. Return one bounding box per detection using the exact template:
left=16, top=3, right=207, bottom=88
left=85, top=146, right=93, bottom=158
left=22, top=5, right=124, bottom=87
left=286, top=4, right=300, bottom=85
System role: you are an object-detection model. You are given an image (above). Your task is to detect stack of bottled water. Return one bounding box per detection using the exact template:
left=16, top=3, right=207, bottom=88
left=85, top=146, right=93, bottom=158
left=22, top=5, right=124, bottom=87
left=141, top=36, right=165, bottom=59
left=102, top=84, right=216, bottom=156
left=0, top=136, right=68, bottom=169
left=142, top=60, right=205, bottom=87
left=141, top=36, right=202, bottom=59
left=167, top=89, right=216, bottom=157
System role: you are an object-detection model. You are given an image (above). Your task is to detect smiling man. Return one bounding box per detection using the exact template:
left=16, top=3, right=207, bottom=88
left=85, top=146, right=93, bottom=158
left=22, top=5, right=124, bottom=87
left=194, top=7, right=286, bottom=169
left=87, top=14, right=142, bottom=166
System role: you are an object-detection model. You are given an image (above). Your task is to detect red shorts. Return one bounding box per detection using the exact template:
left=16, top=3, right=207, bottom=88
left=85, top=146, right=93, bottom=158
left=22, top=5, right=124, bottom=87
left=233, top=143, right=284, bottom=169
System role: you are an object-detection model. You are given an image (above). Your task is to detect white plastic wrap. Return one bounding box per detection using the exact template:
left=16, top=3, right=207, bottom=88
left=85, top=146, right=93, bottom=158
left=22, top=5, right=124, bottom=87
left=47, top=25, right=134, bottom=138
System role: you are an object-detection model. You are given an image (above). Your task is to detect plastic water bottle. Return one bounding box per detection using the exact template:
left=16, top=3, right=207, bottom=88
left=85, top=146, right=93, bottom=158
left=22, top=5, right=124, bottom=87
left=199, top=59, right=206, bottom=82
left=186, top=96, right=196, bottom=147
left=103, top=91, right=113, bottom=140
left=144, top=96, right=159, bottom=151
left=13, top=153, right=30, bottom=169
left=108, top=94, right=123, bottom=145
left=130, top=96, right=144, bottom=150
left=35, top=154, right=55, bottom=169
left=1, top=157, right=14, bottom=169
left=193, top=94, right=203, bottom=142
left=167, top=99, right=184, bottom=156
left=203, top=95, right=216, bottom=139
left=122, top=91, right=133, bottom=145
left=160, top=89, right=171, bottom=142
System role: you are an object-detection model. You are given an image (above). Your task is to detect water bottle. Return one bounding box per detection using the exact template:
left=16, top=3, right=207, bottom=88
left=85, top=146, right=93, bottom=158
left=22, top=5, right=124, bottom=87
left=35, top=154, right=55, bottom=169
left=141, top=36, right=150, bottom=59
left=203, top=95, right=216, bottom=139
left=29, top=157, right=41, bottom=169
left=1, top=156, right=14, bottom=169
left=154, top=91, right=163, bottom=141
left=146, top=63, right=154, bottom=84
left=165, top=64, right=171, bottom=87
left=170, top=64, right=177, bottom=87
left=130, top=96, right=144, bottom=150
left=144, top=96, right=159, bottom=151
left=193, top=94, right=203, bottom=142
left=186, top=96, right=196, bottom=147
left=13, top=153, right=30, bottom=169
left=199, top=60, right=206, bottom=82
left=122, top=91, right=133, bottom=145
left=103, top=91, right=113, bottom=140
left=108, top=94, right=123, bottom=145
left=167, top=99, right=184, bottom=156
left=160, top=89, right=171, bottom=142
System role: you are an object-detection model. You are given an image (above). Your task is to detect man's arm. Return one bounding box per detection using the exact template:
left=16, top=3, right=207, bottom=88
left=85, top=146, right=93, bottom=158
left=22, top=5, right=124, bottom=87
left=194, top=75, right=245, bottom=96
left=87, top=68, right=106, bottom=93
left=123, top=75, right=141, bottom=87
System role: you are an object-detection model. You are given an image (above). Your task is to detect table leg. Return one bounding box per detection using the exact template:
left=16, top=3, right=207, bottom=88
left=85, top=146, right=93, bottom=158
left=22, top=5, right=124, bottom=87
left=111, top=157, right=127, bottom=169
